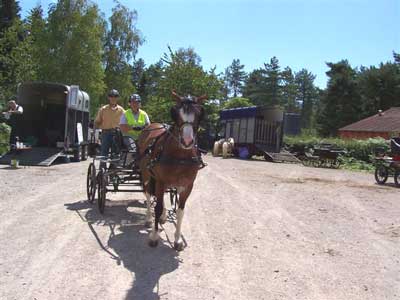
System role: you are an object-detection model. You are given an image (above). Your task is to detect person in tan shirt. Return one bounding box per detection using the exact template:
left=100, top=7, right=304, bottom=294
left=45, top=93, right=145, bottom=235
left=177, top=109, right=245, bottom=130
left=95, top=89, right=124, bottom=158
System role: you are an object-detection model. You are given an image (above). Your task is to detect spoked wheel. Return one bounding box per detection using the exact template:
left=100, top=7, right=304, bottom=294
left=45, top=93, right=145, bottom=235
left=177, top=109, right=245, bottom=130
left=302, top=158, right=312, bottom=167
left=97, top=168, right=107, bottom=214
left=394, top=169, right=400, bottom=187
left=329, top=159, right=341, bottom=169
left=374, top=165, right=389, bottom=184
left=86, top=162, right=96, bottom=203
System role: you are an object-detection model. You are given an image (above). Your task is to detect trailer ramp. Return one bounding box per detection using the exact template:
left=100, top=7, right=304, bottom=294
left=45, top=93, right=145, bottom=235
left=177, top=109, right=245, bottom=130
left=263, top=151, right=301, bottom=163
left=0, top=147, right=64, bottom=166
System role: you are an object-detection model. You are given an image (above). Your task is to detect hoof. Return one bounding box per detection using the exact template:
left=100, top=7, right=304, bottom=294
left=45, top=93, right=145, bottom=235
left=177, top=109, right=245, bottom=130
left=159, top=217, right=167, bottom=225
left=174, top=241, right=184, bottom=251
left=144, top=221, right=152, bottom=228
left=148, top=239, right=158, bottom=247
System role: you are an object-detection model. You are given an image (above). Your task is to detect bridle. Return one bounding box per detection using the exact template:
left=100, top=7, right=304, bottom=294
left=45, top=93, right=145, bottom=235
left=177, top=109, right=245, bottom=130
left=172, top=97, right=203, bottom=150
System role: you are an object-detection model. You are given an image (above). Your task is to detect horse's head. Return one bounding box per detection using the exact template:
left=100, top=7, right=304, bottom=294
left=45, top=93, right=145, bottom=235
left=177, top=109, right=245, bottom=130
left=170, top=91, right=207, bottom=149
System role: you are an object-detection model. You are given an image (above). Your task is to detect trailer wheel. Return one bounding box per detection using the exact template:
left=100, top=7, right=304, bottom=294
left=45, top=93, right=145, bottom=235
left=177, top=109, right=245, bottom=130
left=72, top=146, right=82, bottom=162
left=81, top=145, right=88, bottom=161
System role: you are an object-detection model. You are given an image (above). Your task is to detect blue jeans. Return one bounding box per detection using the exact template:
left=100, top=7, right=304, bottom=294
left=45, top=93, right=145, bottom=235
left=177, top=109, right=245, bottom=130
left=100, top=130, right=116, bottom=157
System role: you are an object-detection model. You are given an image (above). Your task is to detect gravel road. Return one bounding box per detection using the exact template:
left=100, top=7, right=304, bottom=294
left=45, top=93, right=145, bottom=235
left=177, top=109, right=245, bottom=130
left=0, top=156, right=399, bottom=300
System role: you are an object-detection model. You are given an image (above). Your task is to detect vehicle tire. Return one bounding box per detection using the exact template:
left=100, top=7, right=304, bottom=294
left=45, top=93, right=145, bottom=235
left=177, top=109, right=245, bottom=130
left=394, top=169, right=400, bottom=187
left=86, top=162, right=96, bottom=203
left=97, top=168, right=107, bottom=214
left=72, top=146, right=82, bottom=162
left=374, top=165, right=389, bottom=184
left=81, top=145, right=88, bottom=161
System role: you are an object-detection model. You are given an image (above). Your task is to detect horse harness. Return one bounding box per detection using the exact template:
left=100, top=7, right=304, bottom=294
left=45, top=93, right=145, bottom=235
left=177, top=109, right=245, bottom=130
left=141, top=125, right=207, bottom=177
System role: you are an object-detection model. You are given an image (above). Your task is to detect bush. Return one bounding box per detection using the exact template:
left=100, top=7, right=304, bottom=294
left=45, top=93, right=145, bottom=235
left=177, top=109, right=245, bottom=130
left=0, top=122, right=11, bottom=155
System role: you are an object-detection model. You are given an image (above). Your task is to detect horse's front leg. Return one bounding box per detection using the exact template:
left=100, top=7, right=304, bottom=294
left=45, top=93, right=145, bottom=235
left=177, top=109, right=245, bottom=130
left=144, top=192, right=152, bottom=228
left=174, top=184, right=193, bottom=251
left=149, top=182, right=164, bottom=247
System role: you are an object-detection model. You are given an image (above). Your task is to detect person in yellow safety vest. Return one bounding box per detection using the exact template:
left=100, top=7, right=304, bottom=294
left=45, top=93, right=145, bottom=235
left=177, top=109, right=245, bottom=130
left=120, top=93, right=150, bottom=141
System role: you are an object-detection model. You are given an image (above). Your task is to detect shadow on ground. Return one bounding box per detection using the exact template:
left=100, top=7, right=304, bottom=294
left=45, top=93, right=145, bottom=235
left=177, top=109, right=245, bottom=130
left=65, top=198, right=180, bottom=300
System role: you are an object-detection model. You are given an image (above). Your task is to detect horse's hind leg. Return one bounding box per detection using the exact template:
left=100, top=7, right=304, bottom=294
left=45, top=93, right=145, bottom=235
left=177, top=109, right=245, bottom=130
left=174, top=184, right=193, bottom=251
left=149, top=183, right=164, bottom=247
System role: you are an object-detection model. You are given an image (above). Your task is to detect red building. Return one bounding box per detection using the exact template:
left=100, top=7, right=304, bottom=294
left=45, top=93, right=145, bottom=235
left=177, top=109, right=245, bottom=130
left=339, top=107, right=400, bottom=140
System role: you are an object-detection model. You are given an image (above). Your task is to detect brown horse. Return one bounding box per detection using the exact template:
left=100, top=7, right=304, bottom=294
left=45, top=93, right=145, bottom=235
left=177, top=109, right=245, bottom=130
left=137, top=92, right=206, bottom=250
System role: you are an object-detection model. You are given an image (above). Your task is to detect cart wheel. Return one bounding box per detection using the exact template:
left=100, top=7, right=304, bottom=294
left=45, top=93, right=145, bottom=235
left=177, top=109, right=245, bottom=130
left=86, top=162, right=96, bottom=203
left=394, top=170, right=400, bottom=187
left=329, top=159, right=340, bottom=169
left=97, top=168, right=107, bottom=214
left=302, top=158, right=312, bottom=167
left=374, top=165, right=388, bottom=184
left=312, top=159, right=321, bottom=168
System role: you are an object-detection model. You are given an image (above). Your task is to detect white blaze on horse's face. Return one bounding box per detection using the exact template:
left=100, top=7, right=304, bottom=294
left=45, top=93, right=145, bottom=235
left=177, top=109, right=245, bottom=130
left=179, top=107, right=195, bottom=149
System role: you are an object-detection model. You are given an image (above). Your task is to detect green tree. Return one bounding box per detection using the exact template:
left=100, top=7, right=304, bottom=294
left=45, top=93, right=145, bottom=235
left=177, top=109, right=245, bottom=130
left=243, top=69, right=267, bottom=106
left=295, top=69, right=317, bottom=129
left=44, top=0, right=106, bottom=113
left=138, top=60, right=163, bottom=105
left=263, top=56, right=282, bottom=106
left=144, top=46, right=222, bottom=123
left=281, top=66, right=298, bottom=112
left=0, top=19, right=32, bottom=99
left=243, top=56, right=282, bottom=107
left=132, top=58, right=145, bottom=90
left=0, top=0, right=20, bottom=35
left=25, top=6, right=46, bottom=80
left=222, top=97, right=253, bottom=109
left=0, top=0, right=22, bottom=99
left=318, top=60, right=361, bottom=136
left=358, top=59, right=400, bottom=118
left=103, top=1, right=144, bottom=107
left=224, top=59, right=246, bottom=97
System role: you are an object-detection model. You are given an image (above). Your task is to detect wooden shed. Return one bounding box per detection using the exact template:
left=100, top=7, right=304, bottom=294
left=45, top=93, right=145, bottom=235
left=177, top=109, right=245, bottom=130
left=339, top=107, right=400, bottom=140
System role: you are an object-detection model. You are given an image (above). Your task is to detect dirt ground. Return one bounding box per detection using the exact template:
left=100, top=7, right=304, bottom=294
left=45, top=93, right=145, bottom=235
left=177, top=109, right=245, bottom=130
left=0, top=155, right=399, bottom=300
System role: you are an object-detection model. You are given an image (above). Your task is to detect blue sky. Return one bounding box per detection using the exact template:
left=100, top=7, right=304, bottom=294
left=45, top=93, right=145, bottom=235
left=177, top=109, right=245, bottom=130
left=20, top=0, right=399, bottom=88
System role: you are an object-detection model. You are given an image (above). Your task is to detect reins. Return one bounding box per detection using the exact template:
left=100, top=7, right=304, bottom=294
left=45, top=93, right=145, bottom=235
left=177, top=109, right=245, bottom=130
left=144, top=123, right=206, bottom=174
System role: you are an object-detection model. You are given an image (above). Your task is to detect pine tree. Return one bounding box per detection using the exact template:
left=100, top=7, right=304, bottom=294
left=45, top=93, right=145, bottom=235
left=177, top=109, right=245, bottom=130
left=281, top=66, right=298, bottom=112
left=224, top=59, right=246, bottom=97
left=263, top=56, right=281, bottom=106
left=0, top=0, right=21, bottom=35
left=295, top=69, right=317, bottom=128
left=318, top=60, right=361, bottom=136
left=242, top=69, right=264, bottom=106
